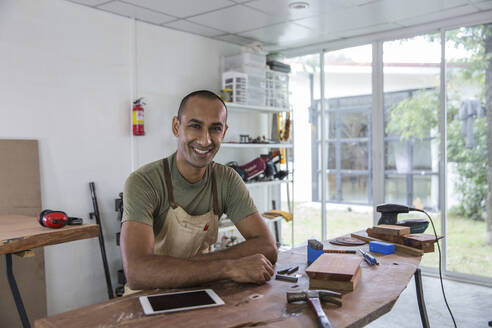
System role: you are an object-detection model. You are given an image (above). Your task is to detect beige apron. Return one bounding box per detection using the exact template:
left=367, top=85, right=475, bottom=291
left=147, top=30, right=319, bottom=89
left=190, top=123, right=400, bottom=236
left=124, top=158, right=220, bottom=295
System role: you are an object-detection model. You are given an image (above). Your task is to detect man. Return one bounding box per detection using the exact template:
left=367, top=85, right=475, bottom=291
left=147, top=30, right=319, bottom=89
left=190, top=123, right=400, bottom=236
left=121, top=90, right=277, bottom=292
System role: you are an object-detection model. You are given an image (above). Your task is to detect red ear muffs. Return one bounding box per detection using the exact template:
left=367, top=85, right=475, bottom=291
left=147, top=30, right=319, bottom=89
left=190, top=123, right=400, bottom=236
left=39, top=210, right=84, bottom=228
left=39, top=210, right=69, bottom=228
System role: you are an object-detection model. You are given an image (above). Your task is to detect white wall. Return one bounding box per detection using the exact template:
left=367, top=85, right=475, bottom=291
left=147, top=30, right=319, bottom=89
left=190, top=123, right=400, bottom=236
left=0, top=0, right=239, bottom=316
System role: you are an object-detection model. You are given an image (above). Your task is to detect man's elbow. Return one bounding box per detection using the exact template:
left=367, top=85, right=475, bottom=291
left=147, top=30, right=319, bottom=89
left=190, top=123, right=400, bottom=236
left=124, top=266, right=143, bottom=290
left=123, top=259, right=148, bottom=290
left=264, top=239, right=278, bottom=264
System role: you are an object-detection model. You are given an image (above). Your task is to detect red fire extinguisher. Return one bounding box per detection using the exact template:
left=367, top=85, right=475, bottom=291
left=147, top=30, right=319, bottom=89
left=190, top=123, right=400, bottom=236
left=132, top=97, right=145, bottom=136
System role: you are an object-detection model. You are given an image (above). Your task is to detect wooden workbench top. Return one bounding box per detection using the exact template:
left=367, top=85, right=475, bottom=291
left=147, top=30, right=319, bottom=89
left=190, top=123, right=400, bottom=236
left=35, top=239, right=421, bottom=328
left=0, top=214, right=99, bottom=255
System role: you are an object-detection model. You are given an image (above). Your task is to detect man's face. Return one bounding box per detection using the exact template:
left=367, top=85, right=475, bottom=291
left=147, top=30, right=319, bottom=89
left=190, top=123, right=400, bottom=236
left=173, top=96, right=228, bottom=169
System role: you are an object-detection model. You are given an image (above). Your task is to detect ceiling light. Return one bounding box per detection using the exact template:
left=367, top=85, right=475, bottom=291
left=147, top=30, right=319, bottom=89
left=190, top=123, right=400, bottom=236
left=288, top=2, right=310, bottom=10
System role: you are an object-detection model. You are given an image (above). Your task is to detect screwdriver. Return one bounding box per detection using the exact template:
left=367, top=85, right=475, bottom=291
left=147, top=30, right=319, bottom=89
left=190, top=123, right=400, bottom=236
left=359, top=249, right=379, bottom=265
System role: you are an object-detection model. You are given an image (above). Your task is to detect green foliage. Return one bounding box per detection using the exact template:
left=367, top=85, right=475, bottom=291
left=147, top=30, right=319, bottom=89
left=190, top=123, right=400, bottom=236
left=447, top=116, right=488, bottom=221
left=385, top=89, right=439, bottom=141
left=386, top=25, right=490, bottom=221
left=445, top=25, right=490, bottom=221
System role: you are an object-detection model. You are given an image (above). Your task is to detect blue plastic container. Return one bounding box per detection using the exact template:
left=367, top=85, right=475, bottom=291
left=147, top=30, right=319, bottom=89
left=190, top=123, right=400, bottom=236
left=369, top=241, right=395, bottom=254
left=307, top=245, right=324, bottom=264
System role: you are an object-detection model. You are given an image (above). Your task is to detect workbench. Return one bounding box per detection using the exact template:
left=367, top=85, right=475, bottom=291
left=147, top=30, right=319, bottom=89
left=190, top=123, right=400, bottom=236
left=0, top=214, right=99, bottom=328
left=34, top=235, right=427, bottom=328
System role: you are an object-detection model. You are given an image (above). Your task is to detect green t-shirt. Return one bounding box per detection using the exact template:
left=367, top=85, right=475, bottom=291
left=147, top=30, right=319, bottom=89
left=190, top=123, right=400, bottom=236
left=122, top=152, right=257, bottom=236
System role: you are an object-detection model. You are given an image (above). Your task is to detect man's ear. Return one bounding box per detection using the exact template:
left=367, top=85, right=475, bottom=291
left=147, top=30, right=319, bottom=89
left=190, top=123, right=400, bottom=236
left=172, top=116, right=180, bottom=137
left=222, top=124, right=229, bottom=139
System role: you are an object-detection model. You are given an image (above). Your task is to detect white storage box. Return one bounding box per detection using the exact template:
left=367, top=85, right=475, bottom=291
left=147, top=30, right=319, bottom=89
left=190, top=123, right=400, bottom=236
left=266, top=69, right=290, bottom=109
left=223, top=52, right=266, bottom=71
left=222, top=71, right=248, bottom=104
left=222, top=71, right=266, bottom=106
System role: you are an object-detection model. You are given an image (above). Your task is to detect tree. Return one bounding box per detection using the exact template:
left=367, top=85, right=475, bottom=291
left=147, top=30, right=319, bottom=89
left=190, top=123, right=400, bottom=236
left=386, top=24, right=492, bottom=244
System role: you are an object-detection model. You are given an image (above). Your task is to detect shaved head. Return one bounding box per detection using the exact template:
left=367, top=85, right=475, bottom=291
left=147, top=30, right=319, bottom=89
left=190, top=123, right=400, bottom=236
left=178, top=90, right=227, bottom=121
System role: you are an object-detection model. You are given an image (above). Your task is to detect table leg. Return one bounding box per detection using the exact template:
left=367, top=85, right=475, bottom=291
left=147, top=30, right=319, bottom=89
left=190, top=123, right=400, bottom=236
left=5, top=254, right=31, bottom=328
left=414, top=268, right=430, bottom=328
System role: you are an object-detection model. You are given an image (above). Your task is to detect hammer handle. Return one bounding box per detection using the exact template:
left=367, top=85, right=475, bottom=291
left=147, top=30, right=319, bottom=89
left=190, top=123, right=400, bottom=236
left=308, top=297, right=333, bottom=328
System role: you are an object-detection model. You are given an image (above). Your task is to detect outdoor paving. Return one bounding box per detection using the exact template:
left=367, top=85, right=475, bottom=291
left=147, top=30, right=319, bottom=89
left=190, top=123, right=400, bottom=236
left=367, top=275, right=492, bottom=328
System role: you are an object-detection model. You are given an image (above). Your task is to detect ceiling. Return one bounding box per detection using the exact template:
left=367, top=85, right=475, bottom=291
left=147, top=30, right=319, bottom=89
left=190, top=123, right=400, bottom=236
left=67, top=0, right=492, bottom=52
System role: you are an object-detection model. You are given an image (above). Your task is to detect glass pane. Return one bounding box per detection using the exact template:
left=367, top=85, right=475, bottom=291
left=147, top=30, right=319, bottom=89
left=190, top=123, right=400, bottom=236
left=341, top=142, right=368, bottom=170
left=323, top=44, right=372, bottom=206
left=445, top=24, right=492, bottom=278
left=413, top=139, right=434, bottom=170
left=383, top=34, right=441, bottom=270
left=283, top=54, right=321, bottom=247
left=341, top=112, right=368, bottom=138
left=413, top=175, right=439, bottom=210
left=341, top=175, right=368, bottom=203
left=385, top=140, right=408, bottom=171
left=384, top=175, right=407, bottom=204
left=328, top=112, right=336, bottom=139
left=328, top=142, right=336, bottom=169
left=327, top=173, right=337, bottom=201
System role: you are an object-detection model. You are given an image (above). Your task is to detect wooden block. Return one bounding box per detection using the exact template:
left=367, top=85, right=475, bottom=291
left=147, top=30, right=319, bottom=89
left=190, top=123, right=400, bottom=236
left=351, top=231, right=424, bottom=256
left=367, top=228, right=402, bottom=243
left=422, top=244, right=435, bottom=253
left=309, top=266, right=361, bottom=293
left=401, top=234, right=441, bottom=248
left=306, top=254, right=362, bottom=281
left=372, top=225, right=410, bottom=236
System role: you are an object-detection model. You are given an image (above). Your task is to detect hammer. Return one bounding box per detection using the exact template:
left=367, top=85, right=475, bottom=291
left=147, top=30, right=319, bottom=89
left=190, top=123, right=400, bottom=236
left=287, top=290, right=342, bottom=328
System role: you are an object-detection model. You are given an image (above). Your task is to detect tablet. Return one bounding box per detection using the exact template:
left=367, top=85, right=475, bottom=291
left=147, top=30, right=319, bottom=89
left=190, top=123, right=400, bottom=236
left=139, top=289, right=225, bottom=315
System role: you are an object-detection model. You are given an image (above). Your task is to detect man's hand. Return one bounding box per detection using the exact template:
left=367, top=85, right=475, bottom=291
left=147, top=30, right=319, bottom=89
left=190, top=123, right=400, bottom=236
left=225, top=254, right=274, bottom=284
left=121, top=211, right=278, bottom=290
left=190, top=212, right=278, bottom=264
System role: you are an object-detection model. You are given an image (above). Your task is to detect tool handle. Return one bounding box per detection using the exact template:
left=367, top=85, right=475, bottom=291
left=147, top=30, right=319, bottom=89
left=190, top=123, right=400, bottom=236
left=276, top=274, right=298, bottom=283
left=324, top=249, right=356, bottom=254
left=308, top=298, right=333, bottom=328
left=359, top=248, right=379, bottom=265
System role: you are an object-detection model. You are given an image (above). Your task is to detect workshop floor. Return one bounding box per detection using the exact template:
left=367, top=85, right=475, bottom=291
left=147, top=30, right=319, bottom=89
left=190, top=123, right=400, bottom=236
left=367, top=275, right=492, bottom=328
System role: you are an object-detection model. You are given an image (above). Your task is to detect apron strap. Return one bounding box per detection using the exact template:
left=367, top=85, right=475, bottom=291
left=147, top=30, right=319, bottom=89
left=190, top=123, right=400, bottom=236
left=163, top=157, right=219, bottom=216
left=210, top=163, right=220, bottom=216
left=163, top=158, right=177, bottom=209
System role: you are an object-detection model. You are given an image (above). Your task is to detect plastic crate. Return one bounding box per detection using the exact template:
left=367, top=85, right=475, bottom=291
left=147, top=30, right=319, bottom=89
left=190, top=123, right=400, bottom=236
left=222, top=71, right=266, bottom=106
left=247, top=86, right=266, bottom=106
left=266, top=69, right=290, bottom=109
left=222, top=71, right=248, bottom=104
left=223, top=52, right=266, bottom=71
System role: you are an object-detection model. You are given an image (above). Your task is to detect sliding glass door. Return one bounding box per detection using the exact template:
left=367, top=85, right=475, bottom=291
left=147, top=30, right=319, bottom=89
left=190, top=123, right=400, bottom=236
left=445, top=24, right=492, bottom=279
left=287, top=20, right=492, bottom=284
left=321, top=45, right=374, bottom=239
left=382, top=35, right=442, bottom=269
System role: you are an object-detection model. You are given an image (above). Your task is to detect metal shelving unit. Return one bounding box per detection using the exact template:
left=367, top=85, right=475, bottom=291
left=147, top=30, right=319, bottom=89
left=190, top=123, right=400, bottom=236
left=218, top=102, right=294, bottom=248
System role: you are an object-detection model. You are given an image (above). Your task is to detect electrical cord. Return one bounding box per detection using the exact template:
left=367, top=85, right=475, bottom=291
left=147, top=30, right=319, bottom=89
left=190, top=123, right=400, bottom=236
left=412, top=207, right=458, bottom=328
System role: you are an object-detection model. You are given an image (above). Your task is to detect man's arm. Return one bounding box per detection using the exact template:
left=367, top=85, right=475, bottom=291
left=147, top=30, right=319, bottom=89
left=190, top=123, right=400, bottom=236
left=121, top=220, right=275, bottom=290
left=190, top=212, right=278, bottom=264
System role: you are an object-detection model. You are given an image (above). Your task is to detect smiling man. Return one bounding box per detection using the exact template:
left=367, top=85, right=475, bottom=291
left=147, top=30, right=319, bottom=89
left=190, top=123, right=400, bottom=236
left=120, top=90, right=277, bottom=293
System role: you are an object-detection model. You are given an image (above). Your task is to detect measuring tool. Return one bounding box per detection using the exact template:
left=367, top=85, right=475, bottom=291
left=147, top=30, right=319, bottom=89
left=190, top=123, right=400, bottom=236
left=359, top=249, right=379, bottom=266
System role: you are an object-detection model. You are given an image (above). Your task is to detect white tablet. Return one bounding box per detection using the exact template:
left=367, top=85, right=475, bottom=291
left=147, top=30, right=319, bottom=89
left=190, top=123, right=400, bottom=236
left=139, top=289, right=225, bottom=315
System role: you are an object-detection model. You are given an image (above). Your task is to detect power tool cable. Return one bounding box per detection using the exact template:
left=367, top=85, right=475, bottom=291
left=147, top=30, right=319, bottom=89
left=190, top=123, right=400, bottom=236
left=412, top=207, right=457, bottom=328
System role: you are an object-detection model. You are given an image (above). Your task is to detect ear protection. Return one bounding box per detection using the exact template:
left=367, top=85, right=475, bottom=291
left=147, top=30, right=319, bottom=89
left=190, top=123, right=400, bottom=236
left=38, top=210, right=83, bottom=228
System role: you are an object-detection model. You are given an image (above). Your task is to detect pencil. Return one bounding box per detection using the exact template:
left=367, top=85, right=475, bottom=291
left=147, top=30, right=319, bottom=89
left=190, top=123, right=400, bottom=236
left=323, top=249, right=357, bottom=254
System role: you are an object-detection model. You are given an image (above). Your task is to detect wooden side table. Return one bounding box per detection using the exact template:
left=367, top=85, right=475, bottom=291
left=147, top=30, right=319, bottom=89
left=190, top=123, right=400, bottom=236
left=0, top=215, right=99, bottom=328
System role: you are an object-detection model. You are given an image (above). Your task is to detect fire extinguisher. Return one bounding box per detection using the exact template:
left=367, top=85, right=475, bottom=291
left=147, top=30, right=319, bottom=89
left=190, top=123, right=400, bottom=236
left=132, top=97, right=145, bottom=136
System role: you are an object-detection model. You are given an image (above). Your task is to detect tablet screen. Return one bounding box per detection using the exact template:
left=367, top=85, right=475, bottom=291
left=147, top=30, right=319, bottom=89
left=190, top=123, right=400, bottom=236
left=148, top=290, right=216, bottom=311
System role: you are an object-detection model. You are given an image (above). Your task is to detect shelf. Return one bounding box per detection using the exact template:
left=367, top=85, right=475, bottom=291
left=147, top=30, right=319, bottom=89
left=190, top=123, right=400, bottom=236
left=245, top=180, right=292, bottom=188
left=226, top=102, right=291, bottom=114
left=221, top=143, right=292, bottom=148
